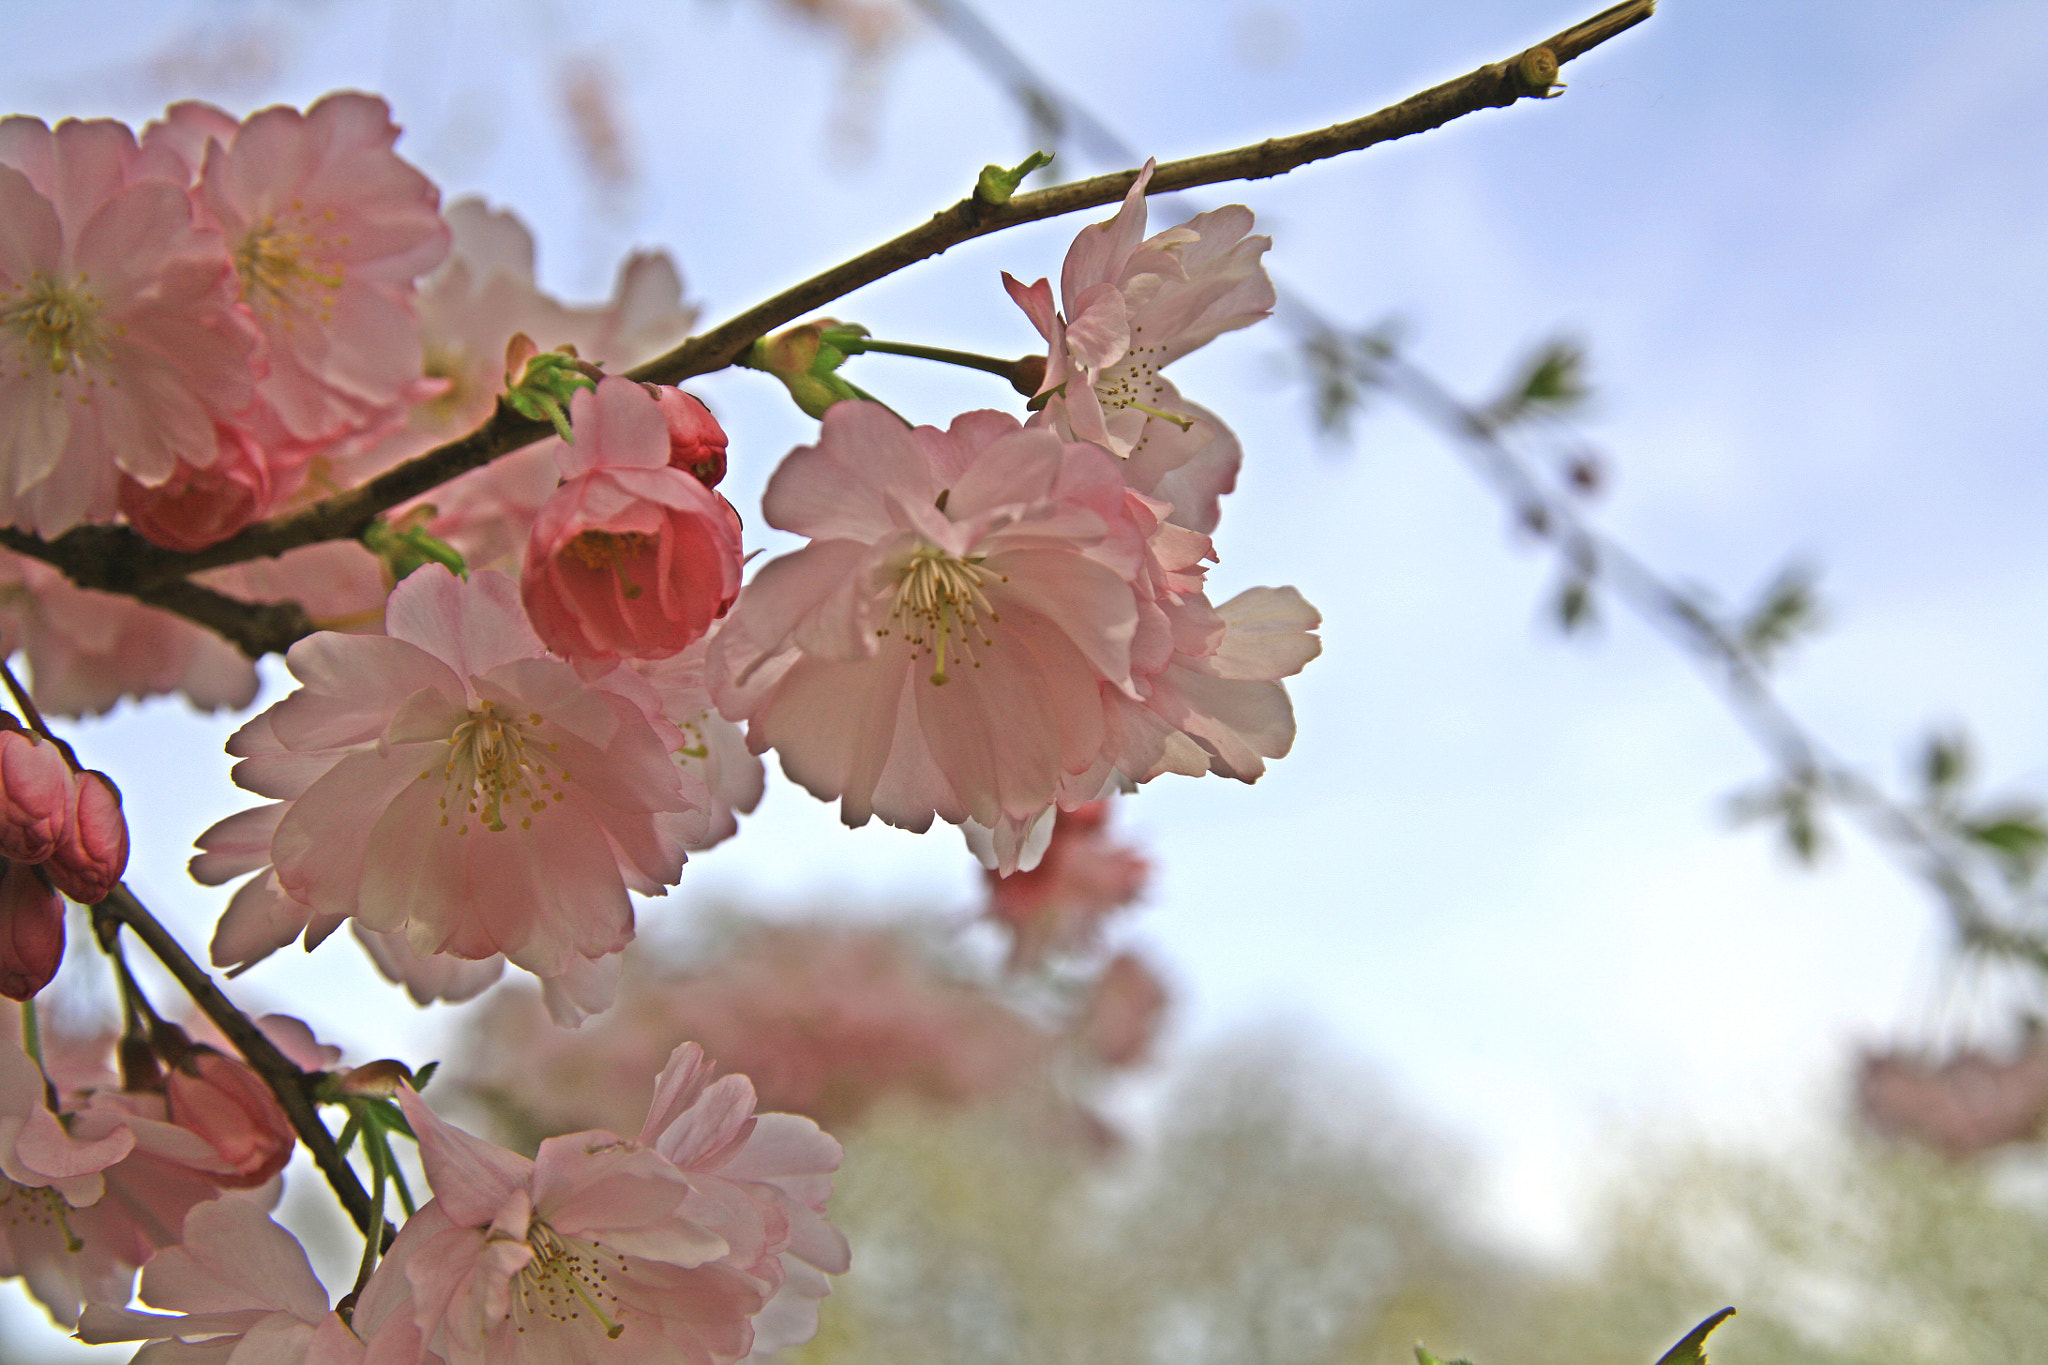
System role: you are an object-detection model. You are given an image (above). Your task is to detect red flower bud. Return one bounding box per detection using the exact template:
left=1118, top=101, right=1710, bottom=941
left=0, top=859, right=63, bottom=1000
left=165, top=1049, right=296, bottom=1188
left=48, top=770, right=127, bottom=904
left=0, top=730, right=73, bottom=864
left=652, top=386, right=728, bottom=487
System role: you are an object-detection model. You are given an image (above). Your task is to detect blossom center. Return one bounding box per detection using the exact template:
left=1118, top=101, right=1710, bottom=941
left=426, top=699, right=564, bottom=834
left=0, top=1179, right=81, bottom=1252
left=0, top=273, right=110, bottom=377
left=884, top=545, right=1003, bottom=686
left=511, top=1221, right=628, bottom=1340
left=564, top=530, right=655, bottom=601
left=235, top=210, right=345, bottom=323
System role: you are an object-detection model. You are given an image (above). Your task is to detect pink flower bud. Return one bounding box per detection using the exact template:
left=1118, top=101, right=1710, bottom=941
left=117, top=423, right=274, bottom=552
left=47, top=770, right=127, bottom=905
left=165, top=1049, right=296, bottom=1188
left=0, top=730, right=74, bottom=864
left=652, top=385, right=728, bottom=487
left=0, top=859, right=63, bottom=1001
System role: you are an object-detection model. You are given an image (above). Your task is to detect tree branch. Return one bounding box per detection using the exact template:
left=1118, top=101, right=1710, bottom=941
left=95, top=885, right=378, bottom=1235
left=0, top=0, right=1652, bottom=658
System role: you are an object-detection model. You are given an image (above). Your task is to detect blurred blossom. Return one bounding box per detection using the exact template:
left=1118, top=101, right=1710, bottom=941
left=460, top=919, right=1055, bottom=1138
left=985, top=798, right=1148, bottom=971
left=1856, top=1025, right=2048, bottom=1160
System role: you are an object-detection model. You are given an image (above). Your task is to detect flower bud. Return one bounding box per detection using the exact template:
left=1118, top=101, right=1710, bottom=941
left=0, top=859, right=63, bottom=1001
left=334, top=1058, right=412, bottom=1097
left=47, top=770, right=127, bottom=904
left=651, top=386, right=728, bottom=487
left=0, top=730, right=73, bottom=864
left=165, top=1049, right=296, bottom=1188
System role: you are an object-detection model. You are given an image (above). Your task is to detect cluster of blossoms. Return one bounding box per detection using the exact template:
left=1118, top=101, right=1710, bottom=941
left=458, top=802, right=1166, bottom=1150
left=0, top=85, right=1313, bottom=1361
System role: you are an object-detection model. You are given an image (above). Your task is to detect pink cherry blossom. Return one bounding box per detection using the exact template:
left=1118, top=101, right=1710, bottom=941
left=634, top=637, right=766, bottom=855
left=199, top=564, right=700, bottom=981
left=363, top=1060, right=833, bottom=1365
left=1076, top=950, right=1169, bottom=1068
left=362, top=196, right=694, bottom=504
left=116, top=419, right=275, bottom=551
left=522, top=379, right=746, bottom=663
left=183, top=93, right=449, bottom=444
left=1857, top=1029, right=2048, bottom=1160
left=710, top=404, right=1151, bottom=858
left=985, top=799, right=1149, bottom=971
left=459, top=922, right=1054, bottom=1136
left=75, top=1198, right=335, bottom=1362
left=0, top=117, right=260, bottom=535
left=1005, top=159, right=1273, bottom=459
left=0, top=549, right=259, bottom=718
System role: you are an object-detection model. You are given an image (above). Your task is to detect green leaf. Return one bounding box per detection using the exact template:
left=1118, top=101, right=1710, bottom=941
left=1653, top=1307, right=1735, bottom=1365
left=504, top=346, right=601, bottom=441
left=1963, top=809, right=2048, bottom=876
left=361, top=517, right=467, bottom=583
left=975, top=150, right=1054, bottom=205
left=1488, top=337, right=1587, bottom=426
left=1920, top=730, right=1971, bottom=796
left=1556, top=576, right=1596, bottom=634
left=1414, top=1347, right=1477, bottom=1365
left=1738, top=562, right=1822, bottom=667
left=412, top=1059, right=441, bottom=1092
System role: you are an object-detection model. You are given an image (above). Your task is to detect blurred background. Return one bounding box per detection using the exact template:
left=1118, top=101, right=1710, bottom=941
left=3, top=1, right=2047, bottom=1360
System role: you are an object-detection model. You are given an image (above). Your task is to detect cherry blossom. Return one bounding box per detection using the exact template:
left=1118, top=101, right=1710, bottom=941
left=361, top=196, right=694, bottom=502
left=75, top=1198, right=338, bottom=1362
left=522, top=378, right=746, bottom=663
left=985, top=799, right=1149, bottom=971
left=0, top=116, right=259, bottom=535
left=710, top=404, right=1150, bottom=858
left=196, top=564, right=702, bottom=982
left=178, top=93, right=450, bottom=444
left=460, top=922, right=1054, bottom=1136
left=1004, top=159, right=1273, bottom=459
left=362, top=1047, right=844, bottom=1365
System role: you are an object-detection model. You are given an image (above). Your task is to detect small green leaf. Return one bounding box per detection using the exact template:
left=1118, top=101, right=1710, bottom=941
left=412, top=1059, right=441, bottom=1092
left=1963, top=809, right=2048, bottom=876
left=504, top=345, right=601, bottom=441
left=1414, top=1347, right=1477, bottom=1365
left=1489, top=337, right=1587, bottom=426
left=362, top=516, right=467, bottom=583
left=975, top=150, right=1054, bottom=205
left=1739, top=563, right=1822, bottom=667
left=1920, top=730, right=1972, bottom=795
left=1653, top=1307, right=1735, bottom=1365
left=1556, top=576, right=1596, bottom=633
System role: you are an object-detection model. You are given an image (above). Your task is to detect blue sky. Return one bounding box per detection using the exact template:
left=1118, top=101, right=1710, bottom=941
left=4, top=2, right=2047, bottom=1345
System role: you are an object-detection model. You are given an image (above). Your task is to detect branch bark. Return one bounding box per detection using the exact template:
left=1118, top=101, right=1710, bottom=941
left=96, top=885, right=378, bottom=1235
left=0, top=0, right=1653, bottom=655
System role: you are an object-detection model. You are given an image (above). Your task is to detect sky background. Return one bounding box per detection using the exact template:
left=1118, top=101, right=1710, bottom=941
left=3, top=0, right=2047, bottom=1351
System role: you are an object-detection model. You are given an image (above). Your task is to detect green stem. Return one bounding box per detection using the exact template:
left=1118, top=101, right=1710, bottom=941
left=352, top=1118, right=388, bottom=1299
left=19, top=999, right=42, bottom=1070
left=845, top=338, right=1032, bottom=382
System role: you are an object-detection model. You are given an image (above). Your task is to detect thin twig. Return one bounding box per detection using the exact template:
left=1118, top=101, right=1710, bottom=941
left=0, top=0, right=1652, bottom=656
left=95, top=884, right=378, bottom=1234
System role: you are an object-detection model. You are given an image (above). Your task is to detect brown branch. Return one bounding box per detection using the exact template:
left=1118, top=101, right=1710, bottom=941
left=0, top=0, right=1652, bottom=653
left=96, top=884, right=379, bottom=1235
